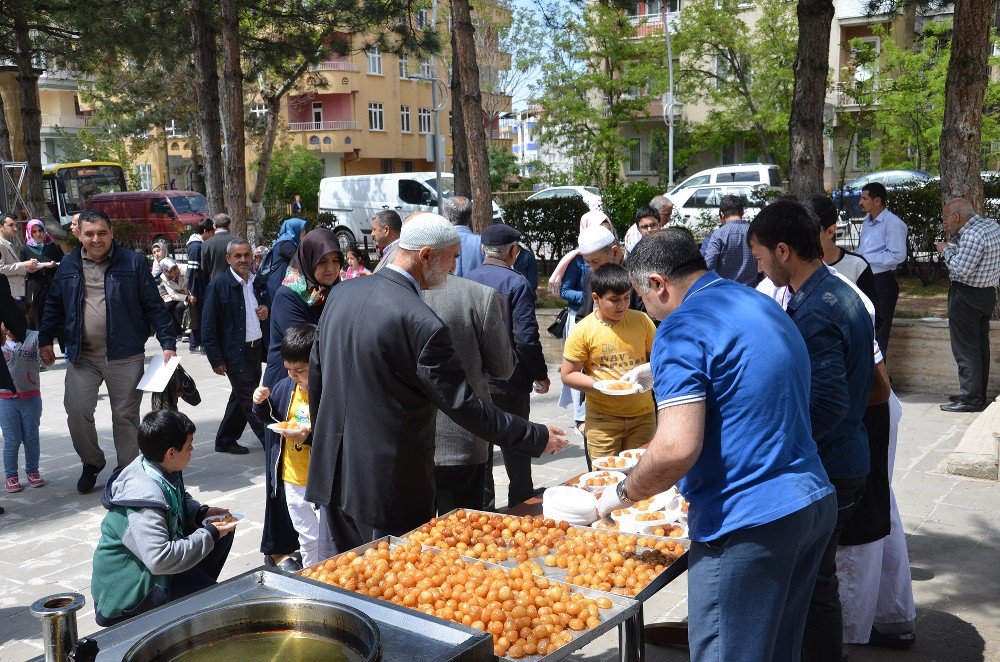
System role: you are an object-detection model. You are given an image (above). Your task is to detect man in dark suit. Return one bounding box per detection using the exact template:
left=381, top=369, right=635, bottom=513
left=306, top=214, right=567, bottom=556
left=425, top=275, right=514, bottom=513
left=466, top=224, right=550, bottom=508
left=201, top=238, right=269, bottom=454
left=186, top=217, right=214, bottom=352
left=199, top=213, right=235, bottom=288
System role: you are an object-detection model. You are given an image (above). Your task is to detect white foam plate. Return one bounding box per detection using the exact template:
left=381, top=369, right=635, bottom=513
left=591, top=456, right=638, bottom=474
left=593, top=380, right=642, bottom=396
left=203, top=512, right=246, bottom=526
left=617, top=448, right=646, bottom=461
left=576, top=470, right=626, bottom=494
left=267, top=422, right=309, bottom=436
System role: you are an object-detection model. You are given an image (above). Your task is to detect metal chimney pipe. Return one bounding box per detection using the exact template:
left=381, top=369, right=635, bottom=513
left=30, top=593, right=86, bottom=662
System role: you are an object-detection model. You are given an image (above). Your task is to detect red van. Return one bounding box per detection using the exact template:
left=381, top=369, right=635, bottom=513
left=84, top=190, right=209, bottom=248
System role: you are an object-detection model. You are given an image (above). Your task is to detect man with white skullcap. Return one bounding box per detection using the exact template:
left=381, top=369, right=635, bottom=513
left=306, top=214, right=568, bottom=555
left=573, top=224, right=653, bottom=323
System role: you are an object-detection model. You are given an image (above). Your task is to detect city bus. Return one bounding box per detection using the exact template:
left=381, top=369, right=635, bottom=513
left=42, top=161, right=128, bottom=226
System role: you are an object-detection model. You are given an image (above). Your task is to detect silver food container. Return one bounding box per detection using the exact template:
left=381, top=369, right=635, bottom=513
left=122, top=596, right=379, bottom=661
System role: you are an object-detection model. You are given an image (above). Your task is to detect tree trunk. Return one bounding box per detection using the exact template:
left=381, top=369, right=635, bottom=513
left=451, top=0, right=493, bottom=232
left=13, top=17, right=43, bottom=218
left=189, top=0, right=225, bottom=217
left=219, top=0, right=247, bottom=238
left=787, top=0, right=834, bottom=195
left=0, top=91, right=12, bottom=162
left=249, top=95, right=283, bottom=244
left=939, top=0, right=991, bottom=210
left=450, top=50, right=471, bottom=197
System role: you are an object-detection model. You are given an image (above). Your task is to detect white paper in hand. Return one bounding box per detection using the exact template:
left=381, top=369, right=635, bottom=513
left=137, top=355, right=182, bottom=392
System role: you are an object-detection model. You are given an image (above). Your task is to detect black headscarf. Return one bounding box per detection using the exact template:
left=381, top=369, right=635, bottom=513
left=283, top=228, right=344, bottom=306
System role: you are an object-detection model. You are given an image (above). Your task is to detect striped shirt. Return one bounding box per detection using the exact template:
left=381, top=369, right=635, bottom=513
left=942, top=215, right=1000, bottom=288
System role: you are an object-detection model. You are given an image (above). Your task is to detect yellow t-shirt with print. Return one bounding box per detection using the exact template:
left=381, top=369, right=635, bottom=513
left=564, top=309, right=656, bottom=418
left=280, top=385, right=311, bottom=486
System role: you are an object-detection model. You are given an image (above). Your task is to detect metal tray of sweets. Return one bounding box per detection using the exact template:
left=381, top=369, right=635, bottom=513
left=406, top=508, right=691, bottom=603
left=305, top=535, right=641, bottom=662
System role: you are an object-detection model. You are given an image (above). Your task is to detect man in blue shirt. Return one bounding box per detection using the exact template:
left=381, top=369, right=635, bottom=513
left=443, top=196, right=484, bottom=278
left=598, top=229, right=835, bottom=661
left=857, top=182, right=907, bottom=354
left=701, top=194, right=760, bottom=286
left=748, top=199, right=875, bottom=661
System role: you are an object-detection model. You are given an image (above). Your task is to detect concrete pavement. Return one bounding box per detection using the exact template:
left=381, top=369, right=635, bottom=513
left=1, top=339, right=998, bottom=661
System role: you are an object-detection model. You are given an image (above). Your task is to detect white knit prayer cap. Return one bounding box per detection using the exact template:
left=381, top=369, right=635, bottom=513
left=398, top=213, right=460, bottom=250
left=578, top=226, right=616, bottom=255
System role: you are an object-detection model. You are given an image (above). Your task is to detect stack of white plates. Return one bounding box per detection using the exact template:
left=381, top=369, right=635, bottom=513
left=542, top=486, right=599, bottom=526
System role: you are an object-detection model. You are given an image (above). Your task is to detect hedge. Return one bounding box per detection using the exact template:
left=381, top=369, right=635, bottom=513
left=499, top=196, right=591, bottom=269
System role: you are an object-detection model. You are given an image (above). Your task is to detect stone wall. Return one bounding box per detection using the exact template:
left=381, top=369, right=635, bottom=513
left=537, top=309, right=999, bottom=397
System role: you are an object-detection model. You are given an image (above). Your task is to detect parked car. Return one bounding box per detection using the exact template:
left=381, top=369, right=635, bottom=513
left=319, top=172, right=502, bottom=250
left=84, top=190, right=209, bottom=250
left=832, top=169, right=931, bottom=219
left=667, top=184, right=764, bottom=233
left=669, top=164, right=784, bottom=196
left=526, top=186, right=603, bottom=211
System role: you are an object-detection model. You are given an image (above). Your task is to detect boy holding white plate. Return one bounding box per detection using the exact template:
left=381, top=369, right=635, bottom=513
left=560, top=263, right=656, bottom=459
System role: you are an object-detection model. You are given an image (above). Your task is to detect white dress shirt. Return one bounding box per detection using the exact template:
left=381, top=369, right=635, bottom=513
left=230, top=268, right=263, bottom=342
left=857, top=208, right=907, bottom=274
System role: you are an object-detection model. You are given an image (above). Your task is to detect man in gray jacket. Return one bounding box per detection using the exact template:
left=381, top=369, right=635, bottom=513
left=425, top=275, right=514, bottom=513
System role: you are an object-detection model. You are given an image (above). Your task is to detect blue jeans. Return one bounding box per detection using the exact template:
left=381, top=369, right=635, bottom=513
left=688, top=493, right=836, bottom=662
left=0, top=396, right=43, bottom=477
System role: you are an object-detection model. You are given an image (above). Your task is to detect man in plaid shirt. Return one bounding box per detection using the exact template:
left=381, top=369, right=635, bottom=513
left=935, top=199, right=1000, bottom=412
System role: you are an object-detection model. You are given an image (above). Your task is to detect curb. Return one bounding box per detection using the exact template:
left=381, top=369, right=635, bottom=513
left=946, top=399, right=1000, bottom=481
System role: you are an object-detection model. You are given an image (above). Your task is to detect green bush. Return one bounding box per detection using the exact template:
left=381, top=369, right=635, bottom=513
left=262, top=146, right=325, bottom=211
left=500, top=196, right=591, bottom=269
left=601, top=181, right=663, bottom=237
left=258, top=207, right=339, bottom=245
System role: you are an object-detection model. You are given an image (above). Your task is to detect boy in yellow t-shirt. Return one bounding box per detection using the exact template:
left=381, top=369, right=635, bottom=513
left=253, top=324, right=324, bottom=568
left=560, top=263, right=656, bottom=459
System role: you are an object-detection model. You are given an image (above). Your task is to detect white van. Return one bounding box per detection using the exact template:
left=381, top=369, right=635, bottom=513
left=669, top=164, right=783, bottom=196
left=318, top=172, right=502, bottom=248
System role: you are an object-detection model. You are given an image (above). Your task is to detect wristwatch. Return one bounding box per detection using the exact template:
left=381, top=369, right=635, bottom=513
left=616, top=478, right=635, bottom=505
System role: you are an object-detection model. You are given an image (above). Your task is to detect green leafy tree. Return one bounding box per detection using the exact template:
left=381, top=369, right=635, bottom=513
left=263, top=146, right=324, bottom=211
left=673, top=0, right=797, bottom=169
left=528, top=2, right=666, bottom=187
left=848, top=22, right=1000, bottom=174
left=489, top=144, right=519, bottom=190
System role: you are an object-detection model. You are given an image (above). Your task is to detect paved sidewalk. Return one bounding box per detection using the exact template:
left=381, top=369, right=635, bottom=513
left=1, top=340, right=998, bottom=660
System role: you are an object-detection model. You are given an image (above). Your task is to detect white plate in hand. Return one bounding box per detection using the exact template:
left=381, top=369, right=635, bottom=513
left=267, top=422, right=308, bottom=435
left=594, top=380, right=641, bottom=396
left=203, top=512, right=246, bottom=526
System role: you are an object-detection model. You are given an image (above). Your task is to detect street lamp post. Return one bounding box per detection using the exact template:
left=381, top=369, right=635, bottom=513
left=660, top=3, right=682, bottom=189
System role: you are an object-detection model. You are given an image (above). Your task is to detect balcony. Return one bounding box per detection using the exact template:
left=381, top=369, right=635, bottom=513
left=629, top=11, right=680, bottom=38
left=490, top=129, right=514, bottom=141
left=289, top=120, right=358, bottom=131
left=308, top=59, right=360, bottom=72
left=41, top=114, right=93, bottom=129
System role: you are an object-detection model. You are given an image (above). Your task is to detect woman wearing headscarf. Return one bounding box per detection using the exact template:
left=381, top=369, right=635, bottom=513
left=551, top=210, right=614, bottom=438
left=19, top=220, right=62, bottom=331
left=258, top=228, right=342, bottom=568
left=263, top=217, right=308, bottom=304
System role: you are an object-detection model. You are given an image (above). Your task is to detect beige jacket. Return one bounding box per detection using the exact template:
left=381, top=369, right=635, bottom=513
left=0, top=238, right=27, bottom=298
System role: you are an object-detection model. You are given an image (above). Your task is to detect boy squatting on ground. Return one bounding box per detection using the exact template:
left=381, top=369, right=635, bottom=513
left=91, top=410, right=237, bottom=626
left=560, top=263, right=657, bottom=459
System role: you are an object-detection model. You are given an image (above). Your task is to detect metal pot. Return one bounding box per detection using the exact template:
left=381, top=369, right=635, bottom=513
left=122, top=597, right=380, bottom=661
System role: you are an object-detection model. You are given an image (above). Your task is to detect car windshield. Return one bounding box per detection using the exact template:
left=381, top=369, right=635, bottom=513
left=424, top=176, right=455, bottom=199
left=583, top=187, right=600, bottom=195
left=170, top=194, right=209, bottom=215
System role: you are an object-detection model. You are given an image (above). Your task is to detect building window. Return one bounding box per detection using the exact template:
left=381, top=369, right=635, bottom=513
left=420, top=59, right=434, bottom=79
left=627, top=138, right=642, bottom=173
left=368, top=102, right=385, bottom=131
left=401, top=105, right=411, bottom=133
left=312, top=102, right=323, bottom=126
left=416, top=9, right=430, bottom=28
left=399, top=54, right=408, bottom=78
left=418, top=107, right=432, bottom=134
left=135, top=164, right=153, bottom=190
left=367, top=47, right=383, bottom=75
left=250, top=103, right=268, bottom=118
left=381, top=158, right=394, bottom=174
left=402, top=160, right=414, bottom=172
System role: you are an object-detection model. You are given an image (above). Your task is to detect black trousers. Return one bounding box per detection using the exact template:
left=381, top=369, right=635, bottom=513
left=190, top=297, right=203, bottom=348
left=321, top=505, right=392, bottom=558
left=948, top=282, right=996, bottom=408
left=216, top=342, right=265, bottom=447
left=165, top=300, right=187, bottom=336
left=435, top=463, right=488, bottom=515
left=484, top=392, right=534, bottom=509
left=873, top=272, right=899, bottom=356
left=802, top=475, right=868, bottom=661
